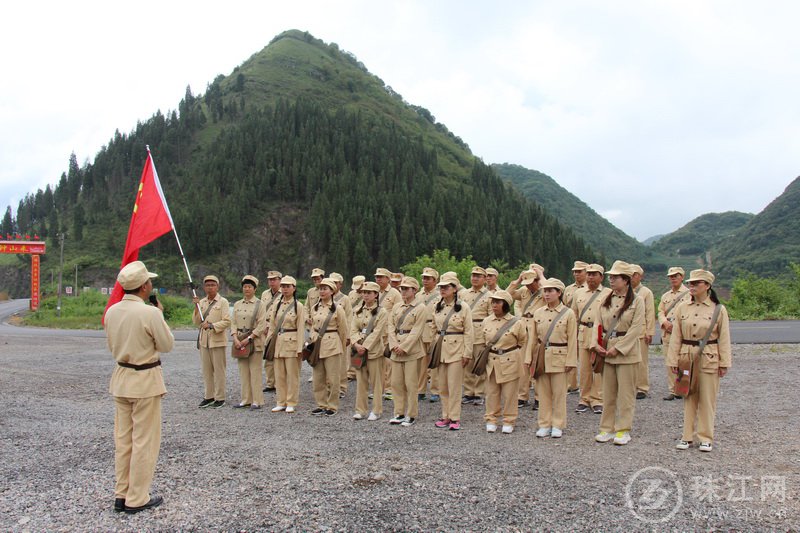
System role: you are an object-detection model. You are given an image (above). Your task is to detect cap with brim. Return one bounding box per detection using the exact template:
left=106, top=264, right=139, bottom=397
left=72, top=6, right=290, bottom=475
left=471, top=266, right=487, bottom=276
left=631, top=264, right=644, bottom=275
left=667, top=267, right=685, bottom=277
left=118, top=261, right=157, bottom=290
left=330, top=272, right=344, bottom=283
left=241, top=275, right=259, bottom=287
left=280, top=275, right=297, bottom=286
left=361, top=281, right=380, bottom=293
left=490, top=289, right=513, bottom=306
left=422, top=267, right=440, bottom=280
left=586, top=263, right=605, bottom=274
left=390, top=272, right=403, bottom=282
left=351, top=275, right=365, bottom=291
left=687, top=269, right=715, bottom=285
left=310, top=268, right=325, bottom=278
left=520, top=270, right=538, bottom=284
left=529, top=263, right=545, bottom=272
left=267, top=271, right=282, bottom=279
left=319, top=278, right=337, bottom=291
left=437, top=272, right=460, bottom=287
left=607, top=261, right=634, bottom=277
left=399, top=276, right=419, bottom=290
left=375, top=267, right=392, bottom=278
left=203, top=275, right=219, bottom=284
left=572, top=261, right=589, bottom=271
left=541, top=277, right=566, bottom=291
left=485, top=267, right=499, bottom=276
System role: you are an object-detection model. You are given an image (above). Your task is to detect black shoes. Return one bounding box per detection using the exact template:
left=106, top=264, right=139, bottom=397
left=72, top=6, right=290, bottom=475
left=311, top=408, right=325, bottom=415
left=531, top=400, right=539, bottom=411
left=663, top=393, right=681, bottom=401
left=324, top=409, right=336, bottom=416
left=592, top=405, right=603, bottom=414
left=517, top=400, right=529, bottom=408
left=262, top=386, right=276, bottom=392
left=209, top=400, right=225, bottom=409
left=636, top=391, right=647, bottom=400
left=198, top=398, right=214, bottom=408
left=114, top=498, right=125, bottom=512
left=575, top=403, right=589, bottom=413
left=123, top=495, right=163, bottom=514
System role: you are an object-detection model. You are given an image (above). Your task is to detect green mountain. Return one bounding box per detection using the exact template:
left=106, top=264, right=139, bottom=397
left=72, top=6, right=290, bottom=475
left=714, top=177, right=800, bottom=281
left=651, top=211, right=754, bottom=257
left=2, top=30, right=596, bottom=296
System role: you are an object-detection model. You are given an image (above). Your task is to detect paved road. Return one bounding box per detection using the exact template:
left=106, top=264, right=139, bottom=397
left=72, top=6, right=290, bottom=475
left=1, top=298, right=798, bottom=344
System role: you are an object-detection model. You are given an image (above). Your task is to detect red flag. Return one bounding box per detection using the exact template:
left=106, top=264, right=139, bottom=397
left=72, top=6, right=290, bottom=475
left=103, top=148, right=175, bottom=319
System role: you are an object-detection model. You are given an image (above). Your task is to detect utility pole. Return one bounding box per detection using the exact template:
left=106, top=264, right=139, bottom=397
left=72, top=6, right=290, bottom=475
left=56, top=233, right=65, bottom=317
left=75, top=264, right=78, bottom=297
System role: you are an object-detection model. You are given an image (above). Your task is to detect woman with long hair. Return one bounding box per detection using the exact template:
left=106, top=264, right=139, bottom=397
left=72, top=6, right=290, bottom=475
left=591, top=261, right=645, bottom=446
left=268, top=276, right=306, bottom=414
left=667, top=269, right=731, bottom=452
left=309, top=278, right=349, bottom=416
left=350, top=281, right=388, bottom=421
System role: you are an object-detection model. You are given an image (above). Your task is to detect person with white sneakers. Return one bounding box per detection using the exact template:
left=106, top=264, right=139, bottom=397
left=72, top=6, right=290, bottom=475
left=350, top=282, right=388, bottom=421
left=268, top=276, right=306, bottom=414
left=526, top=278, right=577, bottom=439
left=481, top=290, right=528, bottom=434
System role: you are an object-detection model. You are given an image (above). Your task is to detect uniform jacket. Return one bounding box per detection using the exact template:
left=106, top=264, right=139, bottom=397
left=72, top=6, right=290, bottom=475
left=482, top=313, right=528, bottom=384
left=388, top=300, right=429, bottom=361
left=634, top=284, right=656, bottom=337
left=459, top=286, right=491, bottom=345
left=309, top=300, right=349, bottom=358
left=667, top=298, right=732, bottom=373
left=269, top=297, right=307, bottom=358
left=432, top=299, right=474, bottom=363
left=590, top=293, right=645, bottom=365
left=571, top=286, right=612, bottom=349
left=350, top=303, right=388, bottom=359
left=231, top=296, right=269, bottom=351
left=526, top=303, right=578, bottom=372
left=192, top=295, right=231, bottom=348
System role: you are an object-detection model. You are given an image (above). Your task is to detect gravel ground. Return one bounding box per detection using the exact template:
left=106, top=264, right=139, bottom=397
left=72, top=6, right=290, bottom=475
left=0, top=337, right=798, bottom=532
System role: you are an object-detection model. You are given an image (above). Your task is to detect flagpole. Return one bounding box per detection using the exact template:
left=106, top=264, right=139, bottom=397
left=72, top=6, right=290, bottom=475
left=146, top=145, right=205, bottom=322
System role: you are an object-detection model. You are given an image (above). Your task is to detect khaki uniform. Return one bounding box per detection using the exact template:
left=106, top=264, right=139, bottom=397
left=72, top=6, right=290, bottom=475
left=379, top=285, right=402, bottom=392
left=309, top=300, right=349, bottom=411
left=334, top=291, right=354, bottom=394
left=350, top=303, right=388, bottom=416
left=459, top=286, right=491, bottom=398
left=511, top=286, right=544, bottom=402
left=590, top=294, right=645, bottom=434
left=482, top=313, right=528, bottom=426
left=415, top=289, right=441, bottom=396
left=562, top=282, right=585, bottom=390
left=269, top=298, right=306, bottom=407
left=526, top=304, right=578, bottom=430
left=572, top=286, right=611, bottom=408
left=667, top=299, right=732, bottom=443
left=231, top=297, right=268, bottom=406
left=261, top=289, right=282, bottom=388
left=106, top=294, right=174, bottom=508
left=347, top=289, right=363, bottom=309
left=388, top=301, right=429, bottom=419
left=192, top=295, right=231, bottom=401
left=658, top=285, right=690, bottom=394
left=432, top=299, right=474, bottom=422
left=634, top=284, right=656, bottom=394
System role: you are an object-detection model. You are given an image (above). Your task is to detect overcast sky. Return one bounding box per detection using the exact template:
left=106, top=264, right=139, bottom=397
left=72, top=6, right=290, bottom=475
left=2, top=1, right=798, bottom=241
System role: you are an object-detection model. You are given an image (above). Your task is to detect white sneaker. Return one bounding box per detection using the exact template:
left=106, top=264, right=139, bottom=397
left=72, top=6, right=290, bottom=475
left=675, top=440, right=690, bottom=450
left=285, top=406, right=295, bottom=413
left=353, top=413, right=364, bottom=420
left=501, top=425, right=514, bottom=434
left=536, top=427, right=551, bottom=438
left=595, top=431, right=614, bottom=443
left=271, top=405, right=286, bottom=412
left=613, top=431, right=631, bottom=445
left=307, top=377, right=313, bottom=383
left=550, top=427, right=562, bottom=438
left=389, top=415, right=405, bottom=425
left=699, top=442, right=713, bottom=452
left=367, top=412, right=380, bottom=421
left=486, top=423, right=497, bottom=433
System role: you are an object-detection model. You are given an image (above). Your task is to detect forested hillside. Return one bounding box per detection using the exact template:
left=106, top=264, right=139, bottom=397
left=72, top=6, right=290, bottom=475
left=651, top=211, right=753, bottom=257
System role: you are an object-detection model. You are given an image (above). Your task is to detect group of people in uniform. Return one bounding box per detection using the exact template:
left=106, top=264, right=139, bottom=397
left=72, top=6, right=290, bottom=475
left=105, top=257, right=732, bottom=514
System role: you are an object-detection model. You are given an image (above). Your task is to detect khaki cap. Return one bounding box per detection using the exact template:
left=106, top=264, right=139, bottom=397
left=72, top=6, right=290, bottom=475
left=117, top=261, right=157, bottom=290
left=520, top=270, right=539, bottom=284
left=319, top=278, right=337, bottom=291
left=667, top=267, right=685, bottom=277
left=267, top=270, right=282, bottom=279
left=572, top=261, right=589, bottom=271
left=310, top=268, right=325, bottom=278
left=351, top=275, right=365, bottom=291
left=471, top=266, right=487, bottom=276
left=490, top=289, right=513, bottom=306
left=390, top=272, right=403, bottom=282
left=280, top=275, right=297, bottom=286
left=361, top=281, right=380, bottom=293
left=399, top=276, right=419, bottom=290
left=422, top=267, right=440, bottom=279
left=485, top=267, right=499, bottom=276
left=241, top=275, right=259, bottom=287
left=202, top=274, right=219, bottom=284
left=687, top=269, right=715, bottom=285
left=586, top=263, right=605, bottom=274
left=541, top=277, right=566, bottom=291
left=375, top=267, right=392, bottom=278
left=329, top=272, right=344, bottom=283
left=437, top=272, right=460, bottom=287
left=607, top=261, right=635, bottom=277
left=631, top=264, right=644, bottom=275
left=529, top=263, right=545, bottom=272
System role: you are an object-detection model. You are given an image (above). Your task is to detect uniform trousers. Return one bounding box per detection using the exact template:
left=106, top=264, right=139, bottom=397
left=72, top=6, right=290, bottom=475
left=463, top=344, right=486, bottom=397
left=339, top=349, right=350, bottom=393
left=635, top=338, right=650, bottom=393
left=355, top=357, right=384, bottom=416
left=484, top=371, right=519, bottom=426
left=566, top=367, right=578, bottom=391
left=274, top=356, right=301, bottom=407
left=417, top=342, right=440, bottom=395
left=114, top=395, right=161, bottom=507
left=663, top=334, right=676, bottom=394
left=263, top=359, right=275, bottom=388
left=536, top=372, right=567, bottom=429
left=312, top=354, right=341, bottom=411
left=517, top=364, right=538, bottom=402
left=682, top=371, right=720, bottom=443
left=599, top=362, right=637, bottom=433
left=237, top=351, right=265, bottom=406
left=383, top=352, right=393, bottom=393
left=437, top=361, right=465, bottom=421
left=200, top=346, right=226, bottom=400
left=391, top=359, right=420, bottom=418
left=578, top=347, right=603, bottom=407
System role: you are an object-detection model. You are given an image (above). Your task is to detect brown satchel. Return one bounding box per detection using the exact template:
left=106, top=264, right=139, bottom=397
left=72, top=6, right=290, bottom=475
left=531, top=307, right=570, bottom=379
left=304, top=307, right=335, bottom=368
left=428, top=303, right=458, bottom=369
left=674, top=355, right=691, bottom=397
left=472, top=317, right=519, bottom=376
left=351, top=310, right=379, bottom=369
left=232, top=300, right=261, bottom=359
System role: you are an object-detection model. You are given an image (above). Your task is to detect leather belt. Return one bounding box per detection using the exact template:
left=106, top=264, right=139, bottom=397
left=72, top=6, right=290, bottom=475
left=442, top=332, right=463, bottom=336
left=580, top=321, right=593, bottom=327
left=472, top=319, right=484, bottom=322
left=609, top=331, right=627, bottom=338
left=490, top=345, right=520, bottom=355
left=278, top=328, right=297, bottom=334
left=682, top=339, right=718, bottom=346
left=316, top=329, right=338, bottom=333
left=426, top=319, right=433, bottom=323
left=537, top=340, right=568, bottom=347
left=118, top=360, right=162, bottom=371
left=396, top=329, right=412, bottom=335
